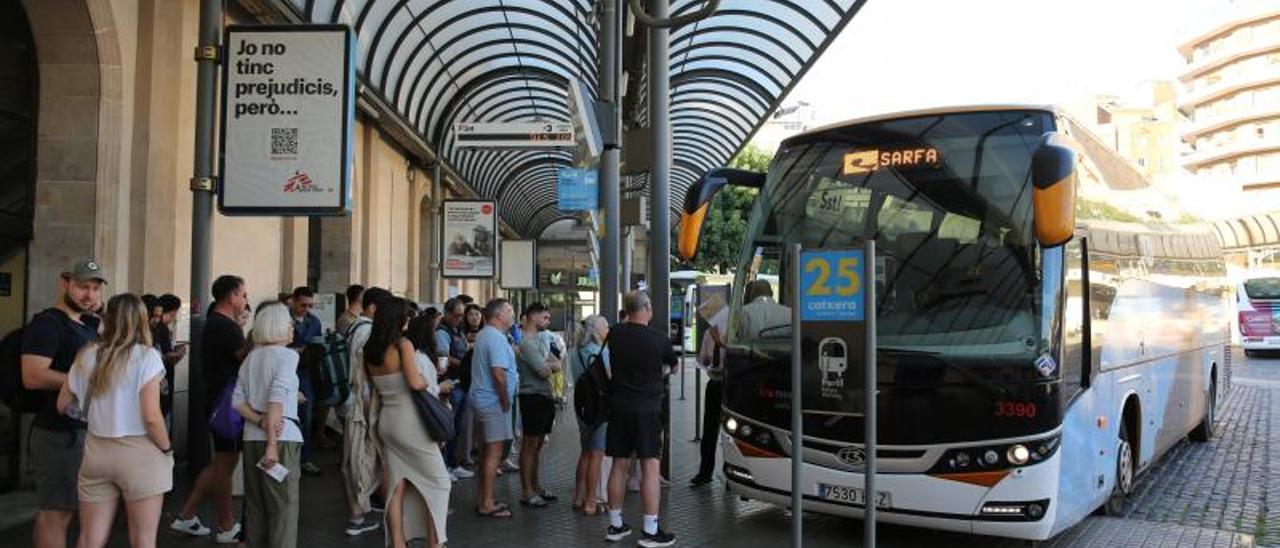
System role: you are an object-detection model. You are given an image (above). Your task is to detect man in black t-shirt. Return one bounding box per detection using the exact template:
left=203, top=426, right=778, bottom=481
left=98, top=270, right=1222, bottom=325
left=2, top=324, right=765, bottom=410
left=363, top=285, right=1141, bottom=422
left=604, top=291, right=677, bottom=547
left=21, top=257, right=104, bottom=548
left=171, top=275, right=249, bottom=541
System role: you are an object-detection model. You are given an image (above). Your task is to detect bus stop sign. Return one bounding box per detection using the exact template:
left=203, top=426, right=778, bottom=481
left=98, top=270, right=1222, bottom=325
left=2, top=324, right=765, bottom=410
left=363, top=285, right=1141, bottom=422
left=799, top=249, right=869, bottom=414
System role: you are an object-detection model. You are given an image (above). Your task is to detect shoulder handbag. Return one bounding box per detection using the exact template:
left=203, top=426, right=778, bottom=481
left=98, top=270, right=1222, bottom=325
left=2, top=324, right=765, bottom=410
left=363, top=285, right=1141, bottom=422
left=387, top=344, right=455, bottom=443
left=208, top=376, right=244, bottom=441
left=411, top=389, right=455, bottom=443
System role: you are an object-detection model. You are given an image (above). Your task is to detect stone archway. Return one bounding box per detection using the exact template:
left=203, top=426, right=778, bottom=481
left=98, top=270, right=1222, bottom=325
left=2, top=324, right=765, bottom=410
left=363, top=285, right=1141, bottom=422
left=20, top=0, right=124, bottom=315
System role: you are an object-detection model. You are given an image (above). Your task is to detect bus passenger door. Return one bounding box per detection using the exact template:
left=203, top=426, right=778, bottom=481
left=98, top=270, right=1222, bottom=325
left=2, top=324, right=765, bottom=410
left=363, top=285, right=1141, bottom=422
left=1059, top=236, right=1114, bottom=518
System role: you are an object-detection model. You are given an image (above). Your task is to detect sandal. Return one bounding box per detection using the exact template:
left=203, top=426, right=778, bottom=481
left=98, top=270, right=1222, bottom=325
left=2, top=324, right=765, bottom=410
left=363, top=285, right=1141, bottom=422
left=537, top=490, right=559, bottom=502
left=475, top=505, right=513, bottom=518
left=519, top=495, right=548, bottom=508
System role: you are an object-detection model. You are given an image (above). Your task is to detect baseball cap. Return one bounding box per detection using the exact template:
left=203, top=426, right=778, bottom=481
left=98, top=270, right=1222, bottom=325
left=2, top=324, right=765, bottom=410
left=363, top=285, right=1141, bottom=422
left=64, top=257, right=108, bottom=284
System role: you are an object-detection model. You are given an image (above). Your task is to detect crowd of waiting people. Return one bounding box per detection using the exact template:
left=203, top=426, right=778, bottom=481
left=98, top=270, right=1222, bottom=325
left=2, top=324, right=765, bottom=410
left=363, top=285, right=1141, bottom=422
left=16, top=257, right=708, bottom=547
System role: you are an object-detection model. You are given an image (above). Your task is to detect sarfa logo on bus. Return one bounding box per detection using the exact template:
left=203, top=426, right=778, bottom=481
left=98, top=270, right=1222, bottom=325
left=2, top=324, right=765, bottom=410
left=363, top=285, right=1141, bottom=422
left=843, top=146, right=941, bottom=175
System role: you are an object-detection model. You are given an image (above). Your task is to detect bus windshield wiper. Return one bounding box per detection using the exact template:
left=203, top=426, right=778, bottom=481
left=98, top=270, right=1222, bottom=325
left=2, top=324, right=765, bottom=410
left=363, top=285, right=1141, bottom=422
left=879, top=346, right=1009, bottom=397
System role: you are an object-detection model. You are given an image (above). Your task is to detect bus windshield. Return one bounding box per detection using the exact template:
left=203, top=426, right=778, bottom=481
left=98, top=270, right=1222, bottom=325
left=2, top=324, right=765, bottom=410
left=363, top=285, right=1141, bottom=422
left=731, top=110, right=1057, bottom=386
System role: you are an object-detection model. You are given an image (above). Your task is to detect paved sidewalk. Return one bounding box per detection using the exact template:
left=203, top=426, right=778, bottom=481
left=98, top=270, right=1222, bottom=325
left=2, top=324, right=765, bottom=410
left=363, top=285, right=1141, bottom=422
left=0, top=362, right=1267, bottom=546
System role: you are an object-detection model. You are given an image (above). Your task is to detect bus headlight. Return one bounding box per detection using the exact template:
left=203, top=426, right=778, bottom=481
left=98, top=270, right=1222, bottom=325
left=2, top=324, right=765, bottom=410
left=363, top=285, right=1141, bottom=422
left=979, top=499, right=1051, bottom=521
left=1007, top=445, right=1030, bottom=465
left=929, top=436, right=1060, bottom=474
left=725, top=418, right=739, bottom=434
left=740, top=424, right=754, bottom=437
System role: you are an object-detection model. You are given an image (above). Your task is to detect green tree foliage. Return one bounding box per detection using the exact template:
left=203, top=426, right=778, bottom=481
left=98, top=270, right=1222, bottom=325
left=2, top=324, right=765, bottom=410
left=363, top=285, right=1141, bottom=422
left=671, top=144, right=769, bottom=273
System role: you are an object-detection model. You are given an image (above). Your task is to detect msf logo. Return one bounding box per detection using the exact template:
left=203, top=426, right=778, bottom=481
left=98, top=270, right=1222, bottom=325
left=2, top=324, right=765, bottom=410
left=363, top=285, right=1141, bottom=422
left=283, top=171, right=320, bottom=193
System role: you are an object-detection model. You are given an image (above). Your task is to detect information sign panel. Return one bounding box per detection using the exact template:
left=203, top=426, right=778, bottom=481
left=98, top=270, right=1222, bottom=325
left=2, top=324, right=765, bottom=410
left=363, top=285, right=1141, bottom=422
left=558, top=167, right=599, bottom=212
left=798, top=248, right=869, bottom=414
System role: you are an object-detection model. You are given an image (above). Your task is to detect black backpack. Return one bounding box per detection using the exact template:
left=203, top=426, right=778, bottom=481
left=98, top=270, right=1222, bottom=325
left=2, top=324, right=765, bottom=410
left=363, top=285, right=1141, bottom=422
left=573, top=339, right=611, bottom=429
left=456, top=348, right=474, bottom=392
left=0, top=326, right=38, bottom=413
left=320, top=328, right=352, bottom=406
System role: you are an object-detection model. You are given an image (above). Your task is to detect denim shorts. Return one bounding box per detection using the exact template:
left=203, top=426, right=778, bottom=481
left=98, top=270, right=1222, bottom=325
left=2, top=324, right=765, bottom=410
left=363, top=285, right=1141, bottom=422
left=578, top=419, right=607, bottom=452
left=475, top=404, right=513, bottom=444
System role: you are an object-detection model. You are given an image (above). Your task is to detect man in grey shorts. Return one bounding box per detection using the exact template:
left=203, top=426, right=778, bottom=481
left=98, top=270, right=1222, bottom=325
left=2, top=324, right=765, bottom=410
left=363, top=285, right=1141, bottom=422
left=470, top=298, right=519, bottom=517
left=21, top=258, right=105, bottom=547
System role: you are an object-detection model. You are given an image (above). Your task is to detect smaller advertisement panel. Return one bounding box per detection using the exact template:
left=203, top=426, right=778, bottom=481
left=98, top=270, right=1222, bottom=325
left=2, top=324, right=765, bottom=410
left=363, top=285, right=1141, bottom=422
left=442, top=200, right=497, bottom=278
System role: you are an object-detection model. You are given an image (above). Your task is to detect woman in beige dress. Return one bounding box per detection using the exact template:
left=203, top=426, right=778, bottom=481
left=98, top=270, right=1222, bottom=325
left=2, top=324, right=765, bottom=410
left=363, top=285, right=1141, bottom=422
left=364, top=297, right=450, bottom=548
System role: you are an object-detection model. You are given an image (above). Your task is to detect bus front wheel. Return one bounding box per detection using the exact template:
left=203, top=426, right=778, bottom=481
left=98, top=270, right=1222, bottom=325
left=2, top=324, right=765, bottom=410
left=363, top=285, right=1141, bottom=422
left=1104, top=422, right=1134, bottom=516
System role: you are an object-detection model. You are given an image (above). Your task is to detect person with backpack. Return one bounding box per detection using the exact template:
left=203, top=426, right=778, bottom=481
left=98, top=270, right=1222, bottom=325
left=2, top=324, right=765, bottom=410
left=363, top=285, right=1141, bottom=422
left=434, top=298, right=475, bottom=480
left=571, top=314, right=610, bottom=516
left=342, top=286, right=391, bottom=537
left=286, top=286, right=324, bottom=476
left=604, top=291, right=677, bottom=547
left=58, top=293, right=172, bottom=548
left=171, top=275, right=250, bottom=543
left=335, top=285, right=364, bottom=335
left=17, top=257, right=104, bottom=548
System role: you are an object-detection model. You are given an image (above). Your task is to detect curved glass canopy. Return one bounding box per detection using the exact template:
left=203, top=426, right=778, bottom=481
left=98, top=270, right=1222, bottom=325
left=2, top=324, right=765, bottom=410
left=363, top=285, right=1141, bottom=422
left=285, top=0, right=864, bottom=237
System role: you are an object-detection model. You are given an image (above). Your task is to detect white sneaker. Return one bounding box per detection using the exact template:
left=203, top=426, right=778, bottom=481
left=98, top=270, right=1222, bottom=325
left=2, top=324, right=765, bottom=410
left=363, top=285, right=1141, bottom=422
left=169, top=516, right=211, bottom=537
left=214, top=522, right=242, bottom=544
left=452, top=466, right=475, bottom=479
left=450, top=469, right=459, bottom=482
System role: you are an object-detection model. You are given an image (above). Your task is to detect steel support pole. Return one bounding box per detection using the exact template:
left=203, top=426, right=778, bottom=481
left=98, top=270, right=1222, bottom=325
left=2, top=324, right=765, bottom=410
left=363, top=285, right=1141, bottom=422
left=598, top=0, right=621, bottom=324
left=864, top=240, right=878, bottom=547
left=648, top=0, right=673, bottom=481
left=428, top=162, right=443, bottom=302
left=790, top=243, right=803, bottom=547
left=185, top=0, right=222, bottom=472
left=622, top=226, right=633, bottom=292
left=647, top=0, right=671, bottom=347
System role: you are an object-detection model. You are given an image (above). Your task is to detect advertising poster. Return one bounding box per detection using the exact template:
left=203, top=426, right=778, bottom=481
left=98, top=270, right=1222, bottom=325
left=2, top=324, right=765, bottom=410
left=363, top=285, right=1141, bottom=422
left=219, top=25, right=355, bottom=215
left=442, top=200, right=497, bottom=278
left=799, top=249, right=869, bottom=415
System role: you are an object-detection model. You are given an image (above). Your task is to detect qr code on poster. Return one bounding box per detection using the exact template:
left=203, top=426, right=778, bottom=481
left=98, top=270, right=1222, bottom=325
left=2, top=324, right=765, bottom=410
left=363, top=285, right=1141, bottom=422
left=271, top=128, right=298, bottom=156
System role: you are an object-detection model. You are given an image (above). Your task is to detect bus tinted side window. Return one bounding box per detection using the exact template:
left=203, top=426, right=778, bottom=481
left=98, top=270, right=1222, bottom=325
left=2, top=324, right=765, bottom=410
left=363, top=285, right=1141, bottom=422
left=1062, top=237, right=1087, bottom=400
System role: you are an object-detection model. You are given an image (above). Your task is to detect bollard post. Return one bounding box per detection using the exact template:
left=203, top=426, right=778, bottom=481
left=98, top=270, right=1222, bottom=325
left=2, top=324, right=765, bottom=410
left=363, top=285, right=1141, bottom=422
left=790, top=243, right=803, bottom=548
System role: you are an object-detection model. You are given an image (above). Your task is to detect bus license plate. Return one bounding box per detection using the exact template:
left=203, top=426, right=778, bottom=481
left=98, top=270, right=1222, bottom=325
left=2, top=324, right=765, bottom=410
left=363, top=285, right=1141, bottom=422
left=817, top=483, right=892, bottom=509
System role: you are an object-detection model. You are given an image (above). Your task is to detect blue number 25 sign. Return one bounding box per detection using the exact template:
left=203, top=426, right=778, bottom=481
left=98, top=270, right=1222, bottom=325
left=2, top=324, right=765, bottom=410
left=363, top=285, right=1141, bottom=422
left=799, top=249, right=865, bottom=322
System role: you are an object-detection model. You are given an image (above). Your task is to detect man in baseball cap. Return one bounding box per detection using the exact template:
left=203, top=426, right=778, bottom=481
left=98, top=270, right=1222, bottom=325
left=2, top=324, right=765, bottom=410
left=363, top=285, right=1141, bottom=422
left=65, top=257, right=108, bottom=284
left=24, top=256, right=105, bottom=546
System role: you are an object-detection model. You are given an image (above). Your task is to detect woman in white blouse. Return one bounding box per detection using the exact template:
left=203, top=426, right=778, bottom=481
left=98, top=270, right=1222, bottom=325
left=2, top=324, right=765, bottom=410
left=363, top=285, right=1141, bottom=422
left=58, top=293, right=172, bottom=548
left=233, top=302, right=305, bottom=547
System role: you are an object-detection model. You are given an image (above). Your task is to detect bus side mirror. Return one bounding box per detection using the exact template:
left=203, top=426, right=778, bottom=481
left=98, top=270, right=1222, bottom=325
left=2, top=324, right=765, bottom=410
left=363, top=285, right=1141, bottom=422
left=1031, top=132, right=1077, bottom=248
left=678, top=168, right=765, bottom=261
